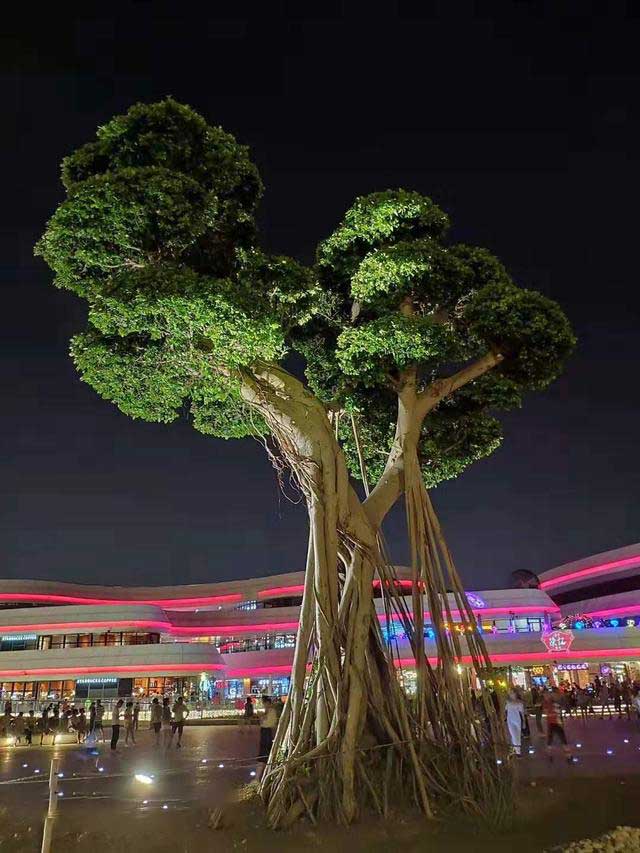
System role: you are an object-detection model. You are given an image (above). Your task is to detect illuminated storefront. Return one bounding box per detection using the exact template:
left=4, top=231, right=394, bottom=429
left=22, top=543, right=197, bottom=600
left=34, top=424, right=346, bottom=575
left=0, top=543, right=638, bottom=704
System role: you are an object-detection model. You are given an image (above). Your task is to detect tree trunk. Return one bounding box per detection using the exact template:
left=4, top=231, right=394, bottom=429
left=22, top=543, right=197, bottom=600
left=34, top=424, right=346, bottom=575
left=240, top=365, right=513, bottom=827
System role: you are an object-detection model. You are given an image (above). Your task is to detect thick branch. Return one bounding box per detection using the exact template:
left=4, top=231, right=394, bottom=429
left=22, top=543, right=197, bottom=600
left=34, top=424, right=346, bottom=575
left=415, top=350, right=503, bottom=420
left=363, top=351, right=503, bottom=528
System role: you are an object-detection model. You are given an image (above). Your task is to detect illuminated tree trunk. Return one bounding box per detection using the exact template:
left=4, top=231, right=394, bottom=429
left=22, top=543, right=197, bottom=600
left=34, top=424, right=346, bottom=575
left=240, top=364, right=513, bottom=828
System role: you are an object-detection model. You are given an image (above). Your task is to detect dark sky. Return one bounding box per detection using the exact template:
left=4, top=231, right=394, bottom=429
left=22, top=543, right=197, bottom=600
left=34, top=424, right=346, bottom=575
left=2, top=4, right=639, bottom=590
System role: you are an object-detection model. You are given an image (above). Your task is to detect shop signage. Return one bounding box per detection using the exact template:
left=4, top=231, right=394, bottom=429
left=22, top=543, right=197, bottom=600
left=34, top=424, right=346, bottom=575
left=531, top=666, right=546, bottom=675
left=541, top=629, right=574, bottom=653
left=0, top=634, right=37, bottom=641
left=76, top=677, right=118, bottom=685
left=466, top=593, right=486, bottom=609
left=556, top=663, right=588, bottom=671
left=599, top=665, right=612, bottom=676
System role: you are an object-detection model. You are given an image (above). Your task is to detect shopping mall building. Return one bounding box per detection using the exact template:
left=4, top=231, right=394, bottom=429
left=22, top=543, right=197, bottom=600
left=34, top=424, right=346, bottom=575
left=1, top=542, right=639, bottom=705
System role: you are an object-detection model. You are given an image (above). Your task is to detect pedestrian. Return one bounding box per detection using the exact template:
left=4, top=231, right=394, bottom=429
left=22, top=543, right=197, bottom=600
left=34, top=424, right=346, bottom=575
left=258, top=696, right=278, bottom=762
left=12, top=712, right=25, bottom=746
left=48, top=709, right=60, bottom=746
left=577, top=688, right=589, bottom=722
left=1, top=707, right=12, bottom=737
left=95, top=700, right=105, bottom=741
left=133, top=702, right=140, bottom=732
left=38, top=712, right=48, bottom=746
left=76, top=709, right=87, bottom=743
left=543, top=689, right=573, bottom=763
left=612, top=683, right=623, bottom=718
left=243, top=696, right=255, bottom=727
left=88, top=702, right=96, bottom=733
left=621, top=681, right=632, bottom=720
left=110, top=699, right=124, bottom=751
left=25, top=710, right=35, bottom=745
left=530, top=684, right=544, bottom=734
left=599, top=683, right=613, bottom=719
left=505, top=690, right=525, bottom=756
left=170, top=696, right=189, bottom=748
left=150, top=697, right=162, bottom=747
left=633, top=691, right=640, bottom=729
left=161, top=697, right=173, bottom=749
left=124, top=701, right=136, bottom=745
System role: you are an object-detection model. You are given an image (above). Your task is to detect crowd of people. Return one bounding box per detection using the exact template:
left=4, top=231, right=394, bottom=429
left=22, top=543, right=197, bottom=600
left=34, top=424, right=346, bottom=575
left=500, top=677, right=640, bottom=761
left=0, top=695, right=192, bottom=751
left=0, top=692, right=285, bottom=756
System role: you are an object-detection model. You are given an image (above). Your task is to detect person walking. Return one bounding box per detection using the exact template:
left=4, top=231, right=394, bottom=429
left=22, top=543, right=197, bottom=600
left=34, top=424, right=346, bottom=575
left=612, top=683, right=623, bottom=718
left=12, top=712, right=25, bottom=746
left=543, top=689, right=573, bottom=763
left=76, top=709, right=87, bottom=743
left=48, top=709, right=60, bottom=746
left=170, top=696, right=189, bottom=748
left=161, top=697, right=173, bottom=749
left=37, top=711, right=48, bottom=746
left=633, top=690, right=640, bottom=730
left=243, top=696, right=255, bottom=727
left=621, top=681, right=632, bottom=720
left=124, top=701, right=136, bottom=746
left=599, top=683, right=613, bottom=719
left=133, top=702, right=140, bottom=732
left=577, top=688, right=590, bottom=722
left=110, top=699, right=124, bottom=751
left=258, top=696, right=278, bottom=762
left=95, top=700, right=105, bottom=741
left=530, top=684, right=544, bottom=734
left=25, top=710, right=35, bottom=745
left=89, top=702, right=96, bottom=733
left=505, top=690, right=525, bottom=756
left=150, top=697, right=162, bottom=746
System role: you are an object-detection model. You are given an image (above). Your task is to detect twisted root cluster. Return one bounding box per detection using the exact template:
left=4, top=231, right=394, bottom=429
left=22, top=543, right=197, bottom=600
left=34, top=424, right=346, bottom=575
left=242, top=368, right=513, bottom=828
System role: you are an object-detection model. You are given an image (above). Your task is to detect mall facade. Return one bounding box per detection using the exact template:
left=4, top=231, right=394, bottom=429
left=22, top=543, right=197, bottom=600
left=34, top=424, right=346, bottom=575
left=1, top=542, right=639, bottom=704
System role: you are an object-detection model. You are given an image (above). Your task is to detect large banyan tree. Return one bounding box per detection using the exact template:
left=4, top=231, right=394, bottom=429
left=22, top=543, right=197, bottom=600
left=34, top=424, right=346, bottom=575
left=37, top=99, right=575, bottom=827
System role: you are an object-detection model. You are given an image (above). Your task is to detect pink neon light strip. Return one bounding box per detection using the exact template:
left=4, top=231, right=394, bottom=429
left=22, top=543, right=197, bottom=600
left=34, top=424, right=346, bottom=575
left=0, top=620, right=172, bottom=634
left=579, top=606, right=640, bottom=620
left=230, top=646, right=640, bottom=677
left=396, top=647, right=640, bottom=667
left=0, top=609, right=554, bottom=637
left=226, top=665, right=295, bottom=677
left=540, top=555, right=640, bottom=591
left=0, top=593, right=242, bottom=607
left=257, top=585, right=304, bottom=598
left=0, top=650, right=638, bottom=680
left=0, top=663, right=224, bottom=678
left=170, top=622, right=301, bottom=636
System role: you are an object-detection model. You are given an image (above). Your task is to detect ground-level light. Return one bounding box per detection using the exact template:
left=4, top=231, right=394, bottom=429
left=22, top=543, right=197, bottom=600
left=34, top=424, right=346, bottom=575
left=135, top=773, right=154, bottom=785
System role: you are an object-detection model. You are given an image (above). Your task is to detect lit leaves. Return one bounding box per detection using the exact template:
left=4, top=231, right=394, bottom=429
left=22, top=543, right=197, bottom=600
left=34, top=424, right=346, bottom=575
left=36, top=168, right=218, bottom=296
left=464, top=283, right=576, bottom=390
left=336, top=315, right=458, bottom=385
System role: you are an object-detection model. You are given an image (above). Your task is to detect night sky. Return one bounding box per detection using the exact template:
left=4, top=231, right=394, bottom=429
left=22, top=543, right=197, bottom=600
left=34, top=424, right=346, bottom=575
left=3, top=5, right=639, bottom=590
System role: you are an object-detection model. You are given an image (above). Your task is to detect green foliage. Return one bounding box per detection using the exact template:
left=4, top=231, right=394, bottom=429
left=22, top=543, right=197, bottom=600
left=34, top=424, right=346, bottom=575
left=37, top=100, right=310, bottom=439
left=36, top=169, right=218, bottom=296
left=305, top=190, right=575, bottom=486
left=317, top=190, right=449, bottom=283
left=37, top=100, right=575, bottom=492
left=418, top=402, right=503, bottom=487
left=336, top=315, right=457, bottom=385
left=464, top=283, right=576, bottom=390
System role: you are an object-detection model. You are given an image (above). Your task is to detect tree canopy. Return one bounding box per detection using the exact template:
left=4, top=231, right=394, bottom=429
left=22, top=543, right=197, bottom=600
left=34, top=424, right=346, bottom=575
left=37, top=98, right=575, bottom=486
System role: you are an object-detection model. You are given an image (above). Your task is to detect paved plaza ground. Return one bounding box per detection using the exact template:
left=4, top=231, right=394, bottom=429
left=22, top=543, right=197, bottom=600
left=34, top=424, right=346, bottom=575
left=0, top=715, right=639, bottom=852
